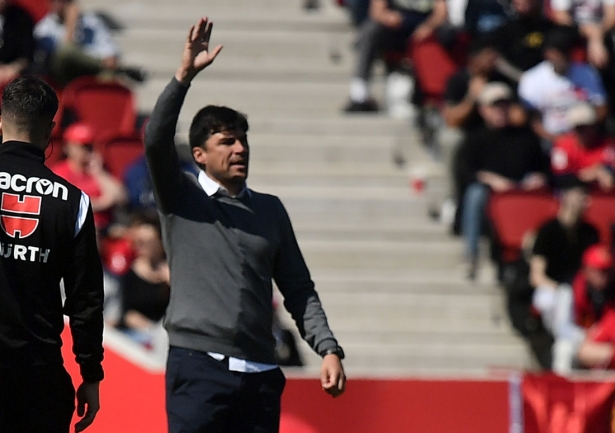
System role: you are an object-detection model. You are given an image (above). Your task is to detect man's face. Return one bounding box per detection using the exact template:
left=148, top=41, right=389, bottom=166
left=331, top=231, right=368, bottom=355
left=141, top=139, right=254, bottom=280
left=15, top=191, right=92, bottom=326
left=513, top=0, right=539, bottom=15
left=197, top=130, right=249, bottom=185
left=64, top=142, right=92, bottom=167
left=585, top=267, right=610, bottom=289
left=545, top=48, right=569, bottom=75
left=479, top=100, right=510, bottom=129
left=474, top=48, right=497, bottom=75
left=50, top=0, right=71, bottom=18
left=574, top=124, right=600, bottom=147
left=562, top=187, right=588, bottom=219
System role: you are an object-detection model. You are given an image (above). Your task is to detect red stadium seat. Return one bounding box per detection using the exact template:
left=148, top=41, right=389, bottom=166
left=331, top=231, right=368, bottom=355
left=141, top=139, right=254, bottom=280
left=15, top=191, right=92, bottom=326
left=584, top=193, right=615, bottom=247
left=408, top=35, right=469, bottom=107
left=98, top=133, right=144, bottom=179
left=62, top=77, right=137, bottom=141
left=488, top=191, right=559, bottom=262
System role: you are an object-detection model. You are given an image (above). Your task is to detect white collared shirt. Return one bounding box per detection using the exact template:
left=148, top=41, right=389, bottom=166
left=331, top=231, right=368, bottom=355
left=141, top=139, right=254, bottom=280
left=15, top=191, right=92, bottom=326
left=197, top=170, right=277, bottom=373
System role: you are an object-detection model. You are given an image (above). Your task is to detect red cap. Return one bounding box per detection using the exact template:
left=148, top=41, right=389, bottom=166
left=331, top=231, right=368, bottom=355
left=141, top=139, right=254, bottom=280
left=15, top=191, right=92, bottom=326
left=583, top=245, right=613, bottom=270
left=63, top=123, right=95, bottom=145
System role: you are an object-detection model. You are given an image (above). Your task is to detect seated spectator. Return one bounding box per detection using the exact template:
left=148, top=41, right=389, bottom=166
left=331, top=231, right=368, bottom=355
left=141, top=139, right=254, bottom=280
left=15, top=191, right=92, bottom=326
left=489, top=0, right=554, bottom=84
left=343, top=0, right=448, bottom=112
left=34, top=0, right=145, bottom=86
left=116, top=215, right=170, bottom=352
left=551, top=103, right=615, bottom=191
left=529, top=180, right=600, bottom=369
left=518, top=25, right=608, bottom=145
left=464, top=0, right=511, bottom=37
left=51, top=123, right=127, bottom=231
left=0, top=0, right=35, bottom=86
left=551, top=0, right=615, bottom=70
left=123, top=154, right=197, bottom=212
left=436, top=40, right=498, bottom=232
left=460, top=82, right=548, bottom=279
left=573, top=245, right=615, bottom=329
left=577, top=308, right=615, bottom=369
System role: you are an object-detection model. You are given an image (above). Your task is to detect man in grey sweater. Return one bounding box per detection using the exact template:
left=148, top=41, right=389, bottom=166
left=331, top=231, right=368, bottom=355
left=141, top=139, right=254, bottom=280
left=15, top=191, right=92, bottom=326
left=145, top=17, right=346, bottom=433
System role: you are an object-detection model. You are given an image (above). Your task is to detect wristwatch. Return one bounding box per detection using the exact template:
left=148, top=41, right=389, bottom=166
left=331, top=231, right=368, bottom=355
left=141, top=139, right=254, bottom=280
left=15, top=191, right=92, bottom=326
left=323, top=346, right=345, bottom=360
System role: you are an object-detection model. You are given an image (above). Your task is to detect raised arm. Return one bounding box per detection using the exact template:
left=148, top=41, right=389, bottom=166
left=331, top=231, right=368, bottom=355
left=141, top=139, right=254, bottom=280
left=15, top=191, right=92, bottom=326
left=144, top=17, right=222, bottom=213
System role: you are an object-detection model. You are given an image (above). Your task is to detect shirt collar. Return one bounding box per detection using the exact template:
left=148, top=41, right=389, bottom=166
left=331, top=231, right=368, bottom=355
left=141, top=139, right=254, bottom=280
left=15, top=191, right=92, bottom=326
left=198, top=170, right=251, bottom=198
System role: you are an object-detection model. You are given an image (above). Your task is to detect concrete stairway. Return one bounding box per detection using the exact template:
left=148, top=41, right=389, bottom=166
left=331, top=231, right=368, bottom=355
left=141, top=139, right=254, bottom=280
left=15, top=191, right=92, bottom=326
left=88, top=0, right=533, bottom=374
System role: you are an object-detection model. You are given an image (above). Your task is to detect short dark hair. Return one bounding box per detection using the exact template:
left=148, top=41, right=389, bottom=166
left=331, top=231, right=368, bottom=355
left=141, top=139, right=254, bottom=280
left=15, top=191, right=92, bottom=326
left=468, top=36, right=495, bottom=57
left=544, top=25, right=578, bottom=55
left=189, top=105, right=249, bottom=149
left=2, top=76, right=58, bottom=129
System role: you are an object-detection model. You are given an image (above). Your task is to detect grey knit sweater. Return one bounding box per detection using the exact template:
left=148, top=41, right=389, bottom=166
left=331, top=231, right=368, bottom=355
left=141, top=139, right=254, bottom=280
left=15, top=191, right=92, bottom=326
left=144, top=78, right=339, bottom=364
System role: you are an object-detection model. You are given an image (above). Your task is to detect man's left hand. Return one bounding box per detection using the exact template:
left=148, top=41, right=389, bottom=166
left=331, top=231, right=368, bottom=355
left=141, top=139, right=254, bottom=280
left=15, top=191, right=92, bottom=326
left=320, top=354, right=346, bottom=398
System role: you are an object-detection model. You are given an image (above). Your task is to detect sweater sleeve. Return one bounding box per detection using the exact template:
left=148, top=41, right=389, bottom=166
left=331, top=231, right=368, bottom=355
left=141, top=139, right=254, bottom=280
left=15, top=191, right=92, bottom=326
left=144, top=78, right=191, bottom=214
left=272, top=198, right=339, bottom=357
left=63, top=204, right=104, bottom=383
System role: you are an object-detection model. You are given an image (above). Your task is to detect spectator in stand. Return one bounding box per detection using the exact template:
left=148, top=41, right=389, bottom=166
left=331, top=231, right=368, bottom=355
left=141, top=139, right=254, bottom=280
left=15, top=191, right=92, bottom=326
left=34, top=0, right=146, bottom=86
left=460, top=82, right=548, bottom=279
left=551, top=103, right=615, bottom=191
left=551, top=0, right=615, bottom=70
left=0, top=0, right=35, bottom=86
left=52, top=123, right=127, bottom=232
left=489, top=0, right=554, bottom=85
left=573, top=245, right=615, bottom=329
left=438, top=40, right=498, bottom=233
left=530, top=180, right=599, bottom=367
left=464, top=0, right=511, bottom=37
left=518, top=25, right=608, bottom=145
left=578, top=308, right=615, bottom=369
left=116, top=214, right=170, bottom=356
left=124, top=153, right=197, bottom=212
left=343, top=0, right=448, bottom=112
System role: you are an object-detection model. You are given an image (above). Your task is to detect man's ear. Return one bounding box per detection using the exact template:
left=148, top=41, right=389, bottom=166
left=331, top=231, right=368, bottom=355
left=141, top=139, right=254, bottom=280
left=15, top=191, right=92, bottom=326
left=192, top=146, right=207, bottom=167
left=0, top=114, right=3, bottom=137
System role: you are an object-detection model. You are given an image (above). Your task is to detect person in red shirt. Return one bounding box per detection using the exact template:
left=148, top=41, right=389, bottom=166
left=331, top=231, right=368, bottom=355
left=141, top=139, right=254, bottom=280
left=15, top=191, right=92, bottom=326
left=52, top=123, right=127, bottom=231
left=551, top=103, right=615, bottom=191
left=573, top=245, right=615, bottom=329
left=575, top=246, right=615, bottom=369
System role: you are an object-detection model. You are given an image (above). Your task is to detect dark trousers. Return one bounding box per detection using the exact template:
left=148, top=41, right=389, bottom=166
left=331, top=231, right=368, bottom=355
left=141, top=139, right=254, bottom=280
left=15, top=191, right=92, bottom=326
left=166, top=347, right=286, bottom=433
left=0, top=365, right=75, bottom=433
left=354, top=11, right=430, bottom=80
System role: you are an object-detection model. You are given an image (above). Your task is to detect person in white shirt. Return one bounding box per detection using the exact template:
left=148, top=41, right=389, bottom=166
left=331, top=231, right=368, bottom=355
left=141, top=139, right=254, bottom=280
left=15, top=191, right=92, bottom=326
left=518, top=25, right=607, bottom=145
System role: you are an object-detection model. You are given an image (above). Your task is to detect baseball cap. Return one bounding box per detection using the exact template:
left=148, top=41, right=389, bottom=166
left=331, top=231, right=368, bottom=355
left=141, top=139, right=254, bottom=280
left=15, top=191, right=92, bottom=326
left=477, top=82, right=512, bottom=106
left=566, top=103, right=597, bottom=128
left=63, top=123, right=95, bottom=145
left=583, top=245, right=613, bottom=270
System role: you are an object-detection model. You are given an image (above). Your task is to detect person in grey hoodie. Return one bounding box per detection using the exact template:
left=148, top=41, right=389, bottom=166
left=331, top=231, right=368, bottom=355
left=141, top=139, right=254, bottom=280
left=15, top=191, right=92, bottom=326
left=144, top=16, right=346, bottom=433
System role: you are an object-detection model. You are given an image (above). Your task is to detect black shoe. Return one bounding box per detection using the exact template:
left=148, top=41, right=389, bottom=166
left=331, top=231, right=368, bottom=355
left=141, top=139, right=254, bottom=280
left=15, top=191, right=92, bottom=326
left=343, top=99, right=379, bottom=113
left=119, top=67, right=148, bottom=83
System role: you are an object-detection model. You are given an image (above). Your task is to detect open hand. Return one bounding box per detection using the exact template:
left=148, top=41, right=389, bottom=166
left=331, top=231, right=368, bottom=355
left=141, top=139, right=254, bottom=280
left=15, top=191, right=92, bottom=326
left=175, top=17, right=223, bottom=84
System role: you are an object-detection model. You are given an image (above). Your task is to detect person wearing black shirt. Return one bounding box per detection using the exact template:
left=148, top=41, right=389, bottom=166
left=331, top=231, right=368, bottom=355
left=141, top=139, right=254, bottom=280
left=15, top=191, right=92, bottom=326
left=0, top=0, right=35, bottom=85
left=489, top=0, right=554, bottom=84
left=530, top=181, right=599, bottom=371
left=460, top=82, right=548, bottom=279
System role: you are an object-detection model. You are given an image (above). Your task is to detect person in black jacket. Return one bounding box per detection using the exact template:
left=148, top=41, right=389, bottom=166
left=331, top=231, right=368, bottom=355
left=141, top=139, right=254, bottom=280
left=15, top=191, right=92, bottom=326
left=0, top=76, right=104, bottom=433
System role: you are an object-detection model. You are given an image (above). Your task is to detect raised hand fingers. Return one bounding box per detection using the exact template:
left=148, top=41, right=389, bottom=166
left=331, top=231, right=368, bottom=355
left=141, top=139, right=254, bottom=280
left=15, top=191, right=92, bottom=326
left=203, top=20, right=213, bottom=45
left=195, top=17, right=209, bottom=42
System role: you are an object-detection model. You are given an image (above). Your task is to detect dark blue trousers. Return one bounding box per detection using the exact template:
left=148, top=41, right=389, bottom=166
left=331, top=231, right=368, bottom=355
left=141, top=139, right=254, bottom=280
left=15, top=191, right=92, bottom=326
left=166, top=347, right=286, bottom=433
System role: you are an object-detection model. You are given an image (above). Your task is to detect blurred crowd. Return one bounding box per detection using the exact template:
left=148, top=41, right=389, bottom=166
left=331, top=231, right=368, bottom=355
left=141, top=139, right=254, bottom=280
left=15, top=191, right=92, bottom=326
left=337, top=0, right=615, bottom=373
left=0, top=0, right=304, bottom=367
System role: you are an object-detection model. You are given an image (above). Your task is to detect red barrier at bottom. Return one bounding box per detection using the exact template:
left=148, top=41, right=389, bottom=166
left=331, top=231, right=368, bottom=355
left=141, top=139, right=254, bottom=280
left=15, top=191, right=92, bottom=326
left=58, top=329, right=615, bottom=433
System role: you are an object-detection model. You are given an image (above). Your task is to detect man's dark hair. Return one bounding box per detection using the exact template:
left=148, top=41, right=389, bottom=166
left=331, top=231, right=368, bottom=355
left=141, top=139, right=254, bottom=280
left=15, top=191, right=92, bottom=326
left=2, top=76, right=58, bottom=130
left=544, top=25, right=579, bottom=55
left=468, top=36, right=495, bottom=57
left=189, top=105, right=249, bottom=149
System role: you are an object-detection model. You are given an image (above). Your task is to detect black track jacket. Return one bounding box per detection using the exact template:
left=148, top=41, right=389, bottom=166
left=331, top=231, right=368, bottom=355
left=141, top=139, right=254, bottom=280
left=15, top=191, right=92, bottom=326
left=0, top=141, right=104, bottom=382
